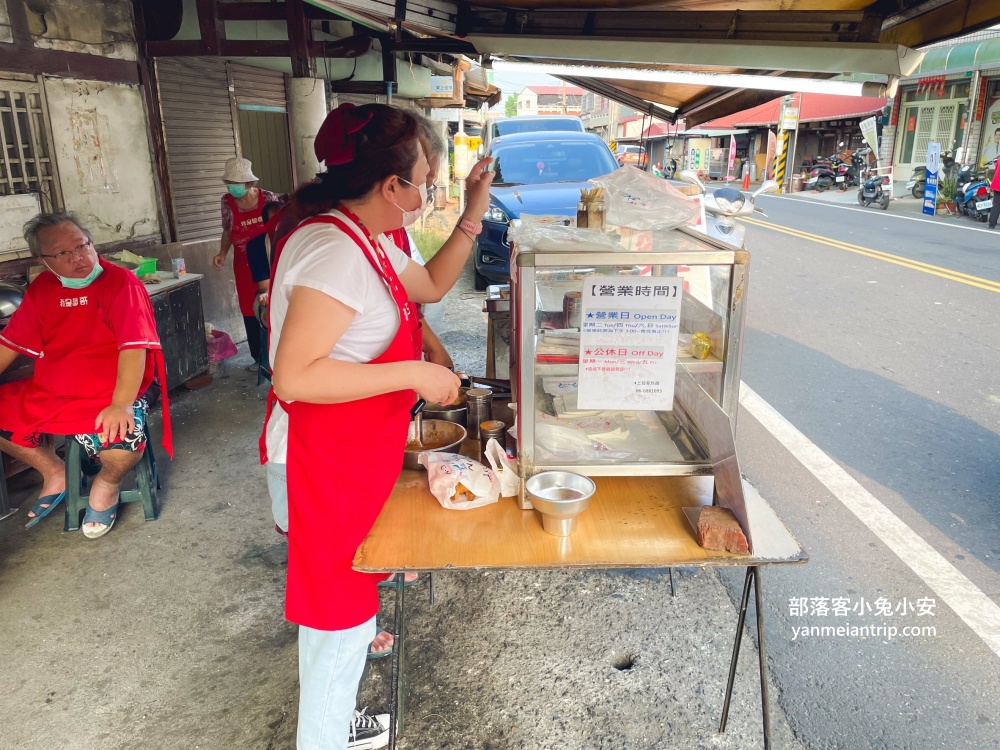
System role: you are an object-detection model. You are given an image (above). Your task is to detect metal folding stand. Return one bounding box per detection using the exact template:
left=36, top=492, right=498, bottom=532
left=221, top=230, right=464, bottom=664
left=0, top=472, right=16, bottom=521
left=719, top=566, right=771, bottom=749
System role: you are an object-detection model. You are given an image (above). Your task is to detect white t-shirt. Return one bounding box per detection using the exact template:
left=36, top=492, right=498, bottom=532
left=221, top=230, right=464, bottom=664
left=265, top=210, right=411, bottom=463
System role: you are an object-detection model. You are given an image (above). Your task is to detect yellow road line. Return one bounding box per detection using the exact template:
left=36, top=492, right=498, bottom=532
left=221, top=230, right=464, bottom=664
left=742, top=216, right=1000, bottom=295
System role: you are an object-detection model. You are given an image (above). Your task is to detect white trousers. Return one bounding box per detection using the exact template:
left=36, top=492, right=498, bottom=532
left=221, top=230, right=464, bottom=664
left=297, top=617, right=376, bottom=750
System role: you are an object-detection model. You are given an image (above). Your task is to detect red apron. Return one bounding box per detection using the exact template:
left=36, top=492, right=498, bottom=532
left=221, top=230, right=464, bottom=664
left=260, top=210, right=422, bottom=630
left=224, top=191, right=267, bottom=317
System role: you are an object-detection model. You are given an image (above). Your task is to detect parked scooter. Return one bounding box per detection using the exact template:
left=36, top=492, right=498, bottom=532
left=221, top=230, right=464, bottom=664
left=805, top=156, right=839, bottom=192
left=858, top=165, right=890, bottom=210
left=905, top=152, right=957, bottom=199
left=678, top=170, right=779, bottom=246
left=836, top=149, right=868, bottom=191
left=954, top=165, right=992, bottom=222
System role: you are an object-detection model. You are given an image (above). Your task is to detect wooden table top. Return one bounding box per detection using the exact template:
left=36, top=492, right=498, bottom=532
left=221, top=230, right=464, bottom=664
left=354, top=463, right=807, bottom=573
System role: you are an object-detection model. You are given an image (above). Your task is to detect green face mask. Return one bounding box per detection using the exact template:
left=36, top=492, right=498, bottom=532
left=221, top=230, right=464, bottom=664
left=52, top=262, right=104, bottom=289
left=227, top=184, right=248, bottom=198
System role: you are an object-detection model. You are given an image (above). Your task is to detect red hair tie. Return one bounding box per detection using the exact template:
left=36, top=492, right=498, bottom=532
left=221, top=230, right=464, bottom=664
left=314, top=103, right=374, bottom=166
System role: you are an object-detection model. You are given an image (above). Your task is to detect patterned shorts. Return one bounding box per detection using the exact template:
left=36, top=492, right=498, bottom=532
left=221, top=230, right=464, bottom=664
left=0, top=396, right=149, bottom=457
left=72, top=396, right=150, bottom=459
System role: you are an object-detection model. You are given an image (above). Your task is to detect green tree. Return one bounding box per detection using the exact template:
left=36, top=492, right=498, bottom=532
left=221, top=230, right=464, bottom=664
left=505, top=94, right=517, bottom=117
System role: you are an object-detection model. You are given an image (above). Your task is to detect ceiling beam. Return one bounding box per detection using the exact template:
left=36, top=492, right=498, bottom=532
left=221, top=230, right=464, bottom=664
left=144, top=39, right=326, bottom=57
left=457, top=8, right=872, bottom=44
left=217, top=2, right=351, bottom=21
left=470, top=36, right=921, bottom=77
left=286, top=0, right=317, bottom=77
left=0, top=44, right=140, bottom=85
left=879, top=0, right=1000, bottom=47
left=195, top=0, right=226, bottom=56
left=391, top=37, right=477, bottom=54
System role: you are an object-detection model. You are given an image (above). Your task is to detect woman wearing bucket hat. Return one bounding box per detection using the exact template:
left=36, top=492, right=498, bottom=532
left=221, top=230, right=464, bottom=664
left=258, top=102, right=492, bottom=749
left=214, top=156, right=281, bottom=366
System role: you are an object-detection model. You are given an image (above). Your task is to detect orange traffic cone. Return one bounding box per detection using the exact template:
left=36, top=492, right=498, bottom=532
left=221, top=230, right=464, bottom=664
left=742, top=170, right=751, bottom=190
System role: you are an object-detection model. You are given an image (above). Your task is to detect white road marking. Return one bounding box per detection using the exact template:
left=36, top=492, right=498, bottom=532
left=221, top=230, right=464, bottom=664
left=760, top=194, right=998, bottom=235
left=739, top=382, right=1000, bottom=659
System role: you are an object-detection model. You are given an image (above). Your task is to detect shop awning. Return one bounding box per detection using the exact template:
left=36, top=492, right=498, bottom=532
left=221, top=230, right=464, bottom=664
left=699, top=93, right=887, bottom=130
left=912, top=38, right=1000, bottom=77
left=308, top=0, right=1000, bottom=127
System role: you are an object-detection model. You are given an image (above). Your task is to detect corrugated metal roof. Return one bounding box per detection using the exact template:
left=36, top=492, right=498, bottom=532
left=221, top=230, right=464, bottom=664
left=699, top=93, right=886, bottom=129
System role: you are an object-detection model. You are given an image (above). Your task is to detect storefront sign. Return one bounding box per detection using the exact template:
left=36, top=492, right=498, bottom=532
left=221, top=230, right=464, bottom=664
left=576, top=276, right=682, bottom=411
left=978, top=96, right=1000, bottom=168
left=923, top=142, right=940, bottom=216
left=765, top=130, right=776, bottom=180
left=429, top=75, right=455, bottom=98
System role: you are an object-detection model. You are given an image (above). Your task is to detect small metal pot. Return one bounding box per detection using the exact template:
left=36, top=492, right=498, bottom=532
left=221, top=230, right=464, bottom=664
left=402, top=419, right=467, bottom=471
left=424, top=385, right=471, bottom=427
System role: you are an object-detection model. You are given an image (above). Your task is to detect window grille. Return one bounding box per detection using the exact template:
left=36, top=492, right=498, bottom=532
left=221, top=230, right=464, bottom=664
left=0, top=79, right=61, bottom=212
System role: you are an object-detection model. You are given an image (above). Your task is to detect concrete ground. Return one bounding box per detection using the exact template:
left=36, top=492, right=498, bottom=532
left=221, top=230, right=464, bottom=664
left=0, top=253, right=805, bottom=750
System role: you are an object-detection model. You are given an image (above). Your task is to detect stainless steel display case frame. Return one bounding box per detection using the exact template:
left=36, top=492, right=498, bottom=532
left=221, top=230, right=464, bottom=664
left=511, top=227, right=751, bottom=507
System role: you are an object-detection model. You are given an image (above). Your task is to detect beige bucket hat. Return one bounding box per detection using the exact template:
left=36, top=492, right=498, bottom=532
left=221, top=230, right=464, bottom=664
left=222, top=157, right=258, bottom=183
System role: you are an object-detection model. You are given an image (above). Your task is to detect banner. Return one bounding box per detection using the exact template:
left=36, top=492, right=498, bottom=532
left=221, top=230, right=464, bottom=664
left=922, top=142, right=940, bottom=216
left=859, top=116, right=879, bottom=165
left=978, top=97, right=1000, bottom=168
left=765, top=130, right=776, bottom=181
left=727, top=135, right=737, bottom=181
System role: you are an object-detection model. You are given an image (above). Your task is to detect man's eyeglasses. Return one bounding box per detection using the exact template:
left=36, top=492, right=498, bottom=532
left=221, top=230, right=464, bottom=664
left=40, top=240, right=93, bottom=263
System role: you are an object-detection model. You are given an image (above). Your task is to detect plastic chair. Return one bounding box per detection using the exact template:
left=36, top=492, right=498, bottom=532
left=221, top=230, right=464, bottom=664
left=64, top=424, right=161, bottom=532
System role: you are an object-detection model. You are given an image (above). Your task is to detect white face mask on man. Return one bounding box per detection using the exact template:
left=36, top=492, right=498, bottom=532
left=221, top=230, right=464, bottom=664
left=394, top=177, right=429, bottom=227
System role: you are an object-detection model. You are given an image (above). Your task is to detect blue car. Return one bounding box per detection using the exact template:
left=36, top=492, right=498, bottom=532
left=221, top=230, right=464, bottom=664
left=474, top=131, right=619, bottom=289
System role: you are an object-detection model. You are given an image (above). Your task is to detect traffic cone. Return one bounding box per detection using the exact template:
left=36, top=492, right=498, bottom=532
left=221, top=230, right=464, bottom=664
left=742, top=170, right=751, bottom=190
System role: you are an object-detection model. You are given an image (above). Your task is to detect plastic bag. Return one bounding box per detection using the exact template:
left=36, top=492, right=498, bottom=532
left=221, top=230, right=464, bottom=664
left=508, top=214, right=622, bottom=253
left=206, top=328, right=239, bottom=363
left=419, top=452, right=500, bottom=510
left=589, top=165, right=700, bottom=231
left=483, top=439, right=518, bottom=498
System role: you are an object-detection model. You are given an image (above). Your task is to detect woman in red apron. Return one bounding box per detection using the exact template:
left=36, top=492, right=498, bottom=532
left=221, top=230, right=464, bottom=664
left=213, top=156, right=280, bottom=366
left=261, top=103, right=492, bottom=749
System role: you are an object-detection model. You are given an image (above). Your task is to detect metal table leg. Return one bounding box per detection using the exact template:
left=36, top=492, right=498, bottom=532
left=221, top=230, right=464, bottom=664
left=668, top=567, right=676, bottom=597
left=0, top=472, right=17, bottom=522
left=718, top=566, right=771, bottom=749
left=388, top=572, right=406, bottom=750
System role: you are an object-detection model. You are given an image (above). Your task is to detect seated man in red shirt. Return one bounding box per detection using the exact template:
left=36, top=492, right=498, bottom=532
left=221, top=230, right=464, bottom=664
left=0, top=212, right=171, bottom=539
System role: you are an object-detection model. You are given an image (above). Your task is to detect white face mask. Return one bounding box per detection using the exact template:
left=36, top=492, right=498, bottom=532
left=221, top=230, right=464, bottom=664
left=395, top=177, right=429, bottom=227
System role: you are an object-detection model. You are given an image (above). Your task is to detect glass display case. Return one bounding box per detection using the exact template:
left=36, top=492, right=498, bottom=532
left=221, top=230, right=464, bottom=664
left=510, top=225, right=749, bottom=510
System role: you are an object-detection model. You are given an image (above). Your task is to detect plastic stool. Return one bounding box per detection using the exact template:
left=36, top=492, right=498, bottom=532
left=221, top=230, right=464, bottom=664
left=64, top=425, right=161, bottom=532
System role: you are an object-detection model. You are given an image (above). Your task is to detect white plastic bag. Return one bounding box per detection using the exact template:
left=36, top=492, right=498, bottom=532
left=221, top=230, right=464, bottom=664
left=589, top=165, right=700, bottom=231
left=419, top=452, right=500, bottom=510
left=483, top=439, right=518, bottom=498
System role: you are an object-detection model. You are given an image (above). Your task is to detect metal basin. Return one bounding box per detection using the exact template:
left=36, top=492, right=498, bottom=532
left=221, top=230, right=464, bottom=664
left=403, top=419, right=467, bottom=470
left=524, top=471, right=597, bottom=537
left=425, top=387, right=470, bottom=427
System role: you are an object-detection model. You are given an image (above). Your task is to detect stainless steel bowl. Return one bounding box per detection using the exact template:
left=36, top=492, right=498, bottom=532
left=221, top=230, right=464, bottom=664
left=0, top=281, right=25, bottom=319
left=403, top=419, right=467, bottom=470
left=423, top=402, right=467, bottom=428
left=524, top=471, right=597, bottom=537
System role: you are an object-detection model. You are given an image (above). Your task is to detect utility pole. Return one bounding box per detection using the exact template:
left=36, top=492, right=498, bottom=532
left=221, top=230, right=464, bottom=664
left=561, top=82, right=567, bottom=115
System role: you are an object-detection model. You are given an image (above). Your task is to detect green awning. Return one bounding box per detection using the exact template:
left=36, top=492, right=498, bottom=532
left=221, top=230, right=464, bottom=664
left=915, top=38, right=1000, bottom=76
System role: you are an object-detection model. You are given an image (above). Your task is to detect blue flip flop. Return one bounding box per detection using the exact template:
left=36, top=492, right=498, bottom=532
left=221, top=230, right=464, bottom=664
left=378, top=573, right=419, bottom=590
left=81, top=496, right=120, bottom=540
left=367, top=627, right=394, bottom=660
left=24, top=491, right=66, bottom=529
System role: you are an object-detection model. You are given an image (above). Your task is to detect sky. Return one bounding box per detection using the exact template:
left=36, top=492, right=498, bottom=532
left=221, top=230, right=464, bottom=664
left=487, top=70, right=564, bottom=111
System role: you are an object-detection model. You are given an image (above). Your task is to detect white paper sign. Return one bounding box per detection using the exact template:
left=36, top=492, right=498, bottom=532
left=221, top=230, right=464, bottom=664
left=576, top=276, right=682, bottom=411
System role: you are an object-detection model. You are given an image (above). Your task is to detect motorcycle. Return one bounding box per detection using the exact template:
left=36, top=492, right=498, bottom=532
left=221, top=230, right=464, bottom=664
left=905, top=153, right=957, bottom=199
left=805, top=156, right=839, bottom=192
left=678, top=170, right=779, bottom=246
left=836, top=149, right=868, bottom=191
left=954, top=166, right=992, bottom=221
left=858, top=166, right=890, bottom=210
